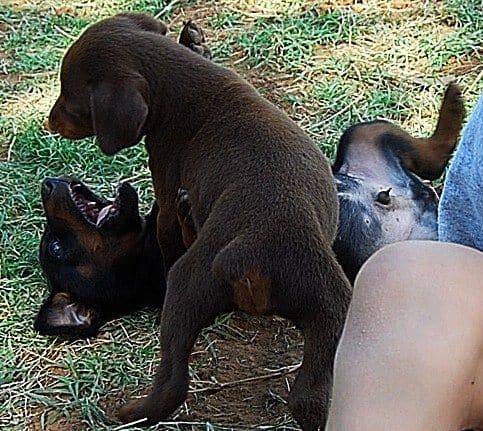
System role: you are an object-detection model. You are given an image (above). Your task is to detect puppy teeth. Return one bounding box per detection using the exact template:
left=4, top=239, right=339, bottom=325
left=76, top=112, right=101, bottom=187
left=96, top=205, right=112, bottom=227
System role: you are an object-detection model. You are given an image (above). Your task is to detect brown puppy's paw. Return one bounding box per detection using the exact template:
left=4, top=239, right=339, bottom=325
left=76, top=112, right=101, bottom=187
left=175, top=187, right=191, bottom=220
left=118, top=398, right=151, bottom=426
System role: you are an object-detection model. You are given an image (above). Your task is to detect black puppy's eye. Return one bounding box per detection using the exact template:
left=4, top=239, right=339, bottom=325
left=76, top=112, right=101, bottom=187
left=48, top=238, right=64, bottom=259
left=376, top=188, right=392, bottom=205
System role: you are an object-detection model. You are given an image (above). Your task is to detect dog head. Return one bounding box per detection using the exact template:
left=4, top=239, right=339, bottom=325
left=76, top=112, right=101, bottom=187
left=35, top=176, right=163, bottom=338
left=332, top=83, right=465, bottom=281
left=46, top=15, right=207, bottom=155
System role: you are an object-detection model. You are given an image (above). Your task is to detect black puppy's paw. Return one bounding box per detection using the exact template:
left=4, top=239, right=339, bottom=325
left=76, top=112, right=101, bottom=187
left=179, top=20, right=211, bottom=59
left=444, top=82, right=464, bottom=113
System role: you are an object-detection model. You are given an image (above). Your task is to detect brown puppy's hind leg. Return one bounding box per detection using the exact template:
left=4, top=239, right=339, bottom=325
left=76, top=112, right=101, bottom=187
left=279, top=256, right=351, bottom=430
left=175, top=187, right=197, bottom=249
left=403, top=82, right=465, bottom=180
left=118, top=246, right=233, bottom=425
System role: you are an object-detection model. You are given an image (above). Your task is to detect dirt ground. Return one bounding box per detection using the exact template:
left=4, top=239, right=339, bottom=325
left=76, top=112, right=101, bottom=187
left=30, top=314, right=303, bottom=430
left=178, top=315, right=303, bottom=427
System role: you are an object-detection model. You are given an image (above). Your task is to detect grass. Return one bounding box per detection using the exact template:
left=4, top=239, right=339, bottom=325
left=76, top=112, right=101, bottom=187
left=1, top=0, right=482, bottom=429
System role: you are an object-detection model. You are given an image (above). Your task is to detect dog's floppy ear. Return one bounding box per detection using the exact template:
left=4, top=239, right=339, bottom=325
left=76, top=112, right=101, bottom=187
left=34, top=292, right=102, bottom=339
left=90, top=76, right=149, bottom=155
left=399, top=82, right=465, bottom=180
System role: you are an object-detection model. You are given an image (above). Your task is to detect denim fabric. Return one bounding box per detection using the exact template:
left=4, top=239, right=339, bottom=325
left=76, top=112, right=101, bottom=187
left=439, top=94, right=483, bottom=251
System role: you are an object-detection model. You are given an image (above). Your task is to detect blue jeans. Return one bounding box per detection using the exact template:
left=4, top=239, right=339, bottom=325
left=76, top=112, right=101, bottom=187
left=439, top=94, right=483, bottom=251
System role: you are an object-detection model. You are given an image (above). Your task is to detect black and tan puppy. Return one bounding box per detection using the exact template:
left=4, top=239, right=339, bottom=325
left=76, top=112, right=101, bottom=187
left=35, top=177, right=164, bottom=339
left=333, top=83, right=464, bottom=281
left=171, top=84, right=465, bottom=283
left=46, top=12, right=351, bottom=430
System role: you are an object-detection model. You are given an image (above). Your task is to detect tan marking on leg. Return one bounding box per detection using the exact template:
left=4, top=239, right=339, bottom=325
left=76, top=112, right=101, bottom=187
left=233, top=269, right=271, bottom=315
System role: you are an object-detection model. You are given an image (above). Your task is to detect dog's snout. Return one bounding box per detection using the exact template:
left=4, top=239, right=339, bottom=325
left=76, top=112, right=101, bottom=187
left=42, top=178, right=63, bottom=197
left=43, top=118, right=55, bottom=133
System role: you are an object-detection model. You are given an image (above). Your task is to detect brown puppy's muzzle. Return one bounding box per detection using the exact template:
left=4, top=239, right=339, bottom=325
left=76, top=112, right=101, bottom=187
left=45, top=96, right=93, bottom=140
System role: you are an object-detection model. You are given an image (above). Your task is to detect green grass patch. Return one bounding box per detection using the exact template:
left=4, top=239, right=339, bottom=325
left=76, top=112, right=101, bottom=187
left=1, top=0, right=482, bottom=429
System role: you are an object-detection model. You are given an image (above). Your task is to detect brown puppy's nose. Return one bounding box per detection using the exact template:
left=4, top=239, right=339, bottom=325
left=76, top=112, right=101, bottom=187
left=43, top=118, right=54, bottom=133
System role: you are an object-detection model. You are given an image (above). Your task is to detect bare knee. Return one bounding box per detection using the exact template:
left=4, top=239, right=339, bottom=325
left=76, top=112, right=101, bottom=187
left=355, top=240, right=483, bottom=304
left=328, top=241, right=483, bottom=430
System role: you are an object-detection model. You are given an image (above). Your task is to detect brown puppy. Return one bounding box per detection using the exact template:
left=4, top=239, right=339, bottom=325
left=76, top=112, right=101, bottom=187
left=46, top=13, right=351, bottom=429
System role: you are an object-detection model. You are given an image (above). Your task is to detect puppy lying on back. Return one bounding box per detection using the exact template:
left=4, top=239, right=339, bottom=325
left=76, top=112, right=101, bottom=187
left=333, top=83, right=464, bottom=281
left=170, top=83, right=464, bottom=284
left=35, top=178, right=197, bottom=339
left=35, top=177, right=163, bottom=338
left=46, top=12, right=351, bottom=430
left=169, top=83, right=465, bottom=282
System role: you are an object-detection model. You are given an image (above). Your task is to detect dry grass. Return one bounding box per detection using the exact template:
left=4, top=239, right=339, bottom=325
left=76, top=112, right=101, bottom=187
left=1, top=0, right=482, bottom=429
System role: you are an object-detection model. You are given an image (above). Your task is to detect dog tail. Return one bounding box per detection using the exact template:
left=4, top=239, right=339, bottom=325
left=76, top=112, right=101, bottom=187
left=212, top=235, right=273, bottom=315
left=401, top=82, right=465, bottom=180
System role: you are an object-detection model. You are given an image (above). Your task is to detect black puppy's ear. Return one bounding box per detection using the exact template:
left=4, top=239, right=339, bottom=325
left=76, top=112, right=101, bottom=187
left=90, top=77, right=149, bottom=155
left=34, top=292, right=102, bottom=339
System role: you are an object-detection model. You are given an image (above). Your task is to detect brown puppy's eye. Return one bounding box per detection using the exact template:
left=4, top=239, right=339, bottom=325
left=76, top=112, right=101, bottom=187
left=376, top=188, right=392, bottom=205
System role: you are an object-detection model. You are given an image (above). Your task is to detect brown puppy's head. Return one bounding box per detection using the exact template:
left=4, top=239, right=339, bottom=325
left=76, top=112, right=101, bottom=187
left=46, top=14, right=157, bottom=154
left=35, top=177, right=164, bottom=338
left=46, top=15, right=209, bottom=155
left=333, top=83, right=465, bottom=282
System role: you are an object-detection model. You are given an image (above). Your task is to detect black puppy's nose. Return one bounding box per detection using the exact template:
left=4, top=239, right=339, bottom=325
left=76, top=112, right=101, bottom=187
left=42, top=177, right=61, bottom=197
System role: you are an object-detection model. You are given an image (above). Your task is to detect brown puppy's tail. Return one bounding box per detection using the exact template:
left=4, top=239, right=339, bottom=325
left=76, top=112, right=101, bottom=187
left=402, top=82, right=465, bottom=180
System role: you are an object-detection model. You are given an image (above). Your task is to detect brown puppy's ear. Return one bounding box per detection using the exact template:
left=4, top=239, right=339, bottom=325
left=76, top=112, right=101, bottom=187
left=90, top=78, right=149, bottom=155
left=401, top=82, right=465, bottom=180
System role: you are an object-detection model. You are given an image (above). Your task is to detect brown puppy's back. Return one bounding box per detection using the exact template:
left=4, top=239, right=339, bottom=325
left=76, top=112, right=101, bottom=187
left=175, top=86, right=340, bottom=314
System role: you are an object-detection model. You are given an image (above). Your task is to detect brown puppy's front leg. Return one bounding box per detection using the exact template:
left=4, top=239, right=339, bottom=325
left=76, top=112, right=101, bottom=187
left=118, top=246, right=234, bottom=425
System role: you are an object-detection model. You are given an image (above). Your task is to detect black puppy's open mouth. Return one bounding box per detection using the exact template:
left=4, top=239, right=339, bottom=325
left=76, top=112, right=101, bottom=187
left=68, top=182, right=120, bottom=228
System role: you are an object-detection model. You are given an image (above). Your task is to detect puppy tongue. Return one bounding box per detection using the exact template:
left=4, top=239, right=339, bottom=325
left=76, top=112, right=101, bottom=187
left=96, top=205, right=113, bottom=227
